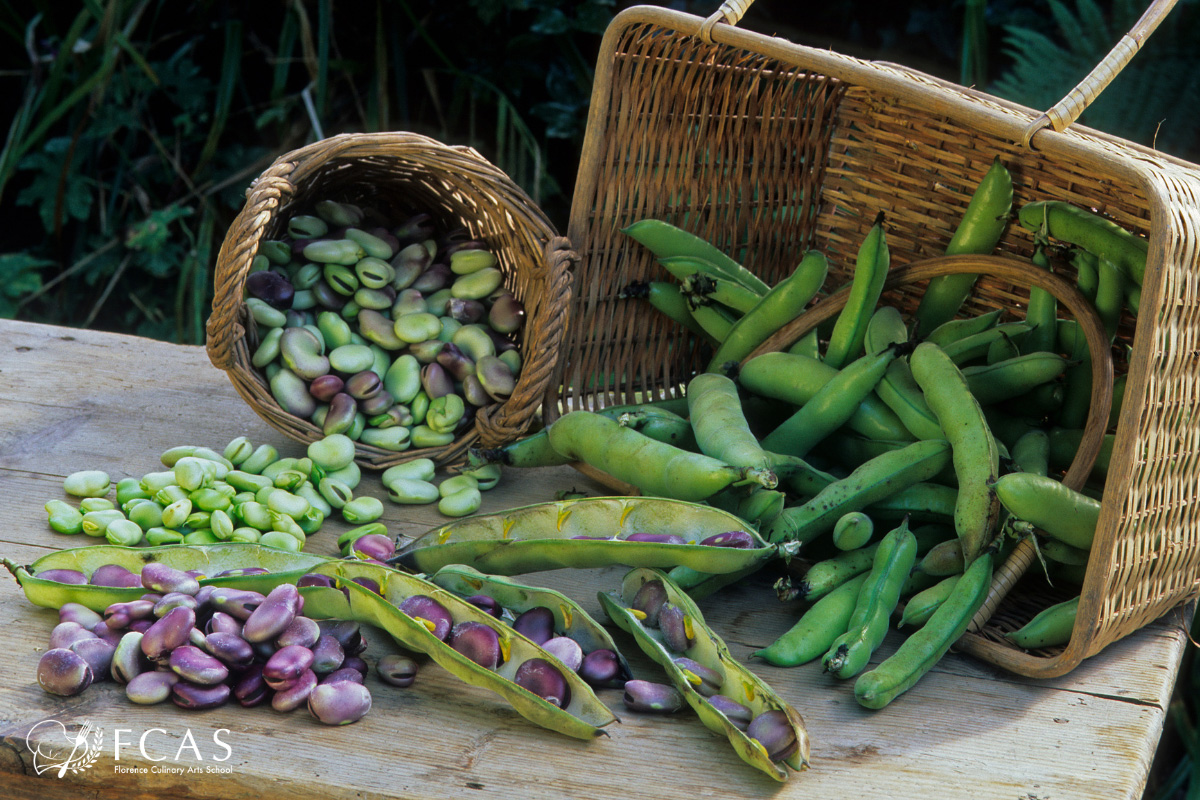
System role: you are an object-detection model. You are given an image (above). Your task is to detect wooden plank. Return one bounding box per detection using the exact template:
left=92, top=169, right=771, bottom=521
left=0, top=319, right=1187, bottom=799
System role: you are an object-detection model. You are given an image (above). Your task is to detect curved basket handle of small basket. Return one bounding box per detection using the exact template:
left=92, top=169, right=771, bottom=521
left=744, top=254, right=1114, bottom=637
left=1023, top=0, right=1177, bottom=147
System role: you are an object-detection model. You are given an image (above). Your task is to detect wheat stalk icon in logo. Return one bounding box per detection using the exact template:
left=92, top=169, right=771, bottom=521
left=27, top=719, right=103, bottom=776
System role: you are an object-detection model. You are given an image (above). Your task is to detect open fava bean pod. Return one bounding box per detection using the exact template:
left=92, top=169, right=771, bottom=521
left=598, top=568, right=809, bottom=781
left=428, top=564, right=633, bottom=684
left=392, top=496, right=774, bottom=575
left=296, top=559, right=618, bottom=739
left=4, top=543, right=332, bottom=611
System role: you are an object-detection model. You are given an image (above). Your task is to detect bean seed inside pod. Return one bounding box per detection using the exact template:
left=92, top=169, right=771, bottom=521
left=447, top=621, right=503, bottom=669
left=37, top=568, right=88, bottom=585
left=624, top=532, right=688, bottom=545
left=578, top=649, right=626, bottom=688
left=747, top=710, right=798, bottom=762
left=512, top=606, right=555, bottom=645
left=463, top=594, right=504, bottom=618
left=672, top=656, right=724, bottom=696
left=658, top=603, right=695, bottom=653
left=708, top=695, right=754, bottom=730
left=622, top=679, right=684, bottom=713
left=397, top=595, right=453, bottom=641
left=141, top=562, right=202, bottom=595
left=513, top=658, right=570, bottom=709
left=631, top=579, right=669, bottom=628
left=91, top=563, right=143, bottom=588
left=699, top=530, right=757, bottom=549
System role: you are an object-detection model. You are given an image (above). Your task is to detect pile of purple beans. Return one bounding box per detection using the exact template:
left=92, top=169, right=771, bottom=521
left=35, top=563, right=414, bottom=726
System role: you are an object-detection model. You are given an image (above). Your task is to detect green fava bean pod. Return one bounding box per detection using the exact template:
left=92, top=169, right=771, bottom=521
left=708, top=250, right=829, bottom=373
left=1005, top=595, right=1080, bottom=650
left=616, top=408, right=696, bottom=451
left=854, top=551, right=993, bottom=709
left=992, top=472, right=1100, bottom=550
left=546, top=411, right=775, bottom=501
left=754, top=573, right=870, bottom=667
left=898, top=574, right=963, bottom=629
left=599, top=568, right=810, bottom=780
left=622, top=219, right=770, bottom=295
left=910, top=342, right=999, bottom=565
left=825, top=213, right=890, bottom=369
left=393, top=496, right=774, bottom=576
left=686, top=373, right=777, bottom=477
left=299, top=560, right=616, bottom=739
left=1017, top=200, right=1148, bottom=285
left=822, top=519, right=919, bottom=680
left=429, top=564, right=634, bottom=682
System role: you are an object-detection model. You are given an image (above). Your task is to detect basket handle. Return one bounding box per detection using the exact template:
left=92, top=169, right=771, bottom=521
left=699, top=0, right=754, bottom=42
left=1022, top=0, right=1177, bottom=148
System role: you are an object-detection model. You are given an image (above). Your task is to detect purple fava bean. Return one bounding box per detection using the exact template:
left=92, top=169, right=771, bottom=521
left=37, top=649, right=93, bottom=696
left=308, top=681, right=372, bottom=725
left=263, top=644, right=315, bottom=690
left=37, top=568, right=88, bottom=585
left=708, top=695, right=754, bottom=730
left=110, top=631, right=147, bottom=684
left=624, top=532, right=688, bottom=545
left=194, top=585, right=215, bottom=607
left=242, top=584, right=301, bottom=643
left=140, top=606, right=196, bottom=662
left=512, top=606, right=555, bottom=646
left=69, top=637, right=116, bottom=680
left=209, top=588, right=267, bottom=621
left=125, top=670, right=180, bottom=705
left=318, top=620, right=367, bottom=656
left=631, top=580, right=669, bottom=628
left=169, top=645, right=230, bottom=686
left=321, top=667, right=365, bottom=686
left=622, top=679, right=684, bottom=713
left=349, top=533, right=395, bottom=562
left=464, top=594, right=503, bottom=618
left=309, top=374, right=345, bottom=402
left=49, top=621, right=98, bottom=650
left=658, top=603, right=695, bottom=653
left=673, top=656, right=723, bottom=696
left=747, top=710, right=798, bottom=762
left=579, top=649, right=626, bottom=688
left=204, top=632, right=255, bottom=670
left=298, top=573, right=337, bottom=590
left=205, top=611, right=242, bottom=637
left=448, top=622, right=502, bottom=669
left=103, top=599, right=156, bottom=630
left=447, top=298, right=486, bottom=324
left=488, top=293, right=525, bottom=334
left=211, top=566, right=271, bottom=579
left=351, top=577, right=382, bottom=596
left=171, top=681, right=231, bottom=711
left=412, top=263, right=450, bottom=293
left=153, top=592, right=199, bottom=618
left=310, top=634, right=345, bottom=674
left=541, top=637, right=583, bottom=672
left=271, top=669, right=318, bottom=712
left=233, top=664, right=270, bottom=708
left=60, top=602, right=104, bottom=629
left=128, top=619, right=154, bottom=634
left=420, top=363, right=454, bottom=399
left=91, top=623, right=124, bottom=648
left=699, top=530, right=757, bottom=549
left=513, top=658, right=570, bottom=709
left=398, top=595, right=453, bottom=641
left=570, top=535, right=612, bottom=540
left=91, top=564, right=142, bottom=588
left=375, top=653, right=418, bottom=687
left=141, top=562, right=201, bottom=595
left=247, top=269, right=295, bottom=309
left=139, top=592, right=165, bottom=605
left=275, top=616, right=321, bottom=649
left=342, top=656, right=369, bottom=676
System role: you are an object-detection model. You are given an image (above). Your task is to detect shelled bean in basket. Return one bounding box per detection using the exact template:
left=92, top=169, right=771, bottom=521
left=247, top=200, right=525, bottom=458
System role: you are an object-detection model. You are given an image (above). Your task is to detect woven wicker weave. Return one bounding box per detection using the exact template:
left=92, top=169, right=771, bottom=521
left=554, top=4, right=1200, bottom=678
left=207, top=132, right=573, bottom=469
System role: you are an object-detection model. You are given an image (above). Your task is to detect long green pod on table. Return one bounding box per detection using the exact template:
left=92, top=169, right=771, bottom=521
left=619, top=280, right=715, bottom=346
left=470, top=398, right=691, bottom=469
left=991, top=472, right=1101, bottom=549
left=709, top=251, right=829, bottom=374
left=797, top=523, right=954, bottom=603
left=765, top=439, right=952, bottom=545
left=392, top=496, right=774, bottom=575
left=825, top=213, right=890, bottom=369
left=1017, top=200, right=1148, bottom=285
left=760, top=345, right=899, bottom=458
left=1005, top=595, right=1080, bottom=650
left=301, top=560, right=617, bottom=739
left=962, top=352, right=1070, bottom=405
left=914, top=157, right=1014, bottom=333
left=4, top=543, right=331, bottom=611
left=687, top=372, right=777, bottom=475
left=547, top=411, right=775, bottom=499
left=753, top=572, right=871, bottom=667
left=822, top=519, right=919, bottom=679
left=853, top=550, right=994, bottom=709
left=599, top=568, right=809, bottom=781
left=427, top=564, right=633, bottom=684
left=897, top=574, right=963, bottom=629
left=910, top=342, right=1000, bottom=565
left=622, top=219, right=771, bottom=295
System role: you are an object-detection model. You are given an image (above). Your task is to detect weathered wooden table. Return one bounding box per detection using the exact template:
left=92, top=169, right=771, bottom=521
left=0, top=318, right=1188, bottom=799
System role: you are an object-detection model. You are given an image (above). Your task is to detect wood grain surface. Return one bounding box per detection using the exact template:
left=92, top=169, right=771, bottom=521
left=0, top=318, right=1186, bottom=800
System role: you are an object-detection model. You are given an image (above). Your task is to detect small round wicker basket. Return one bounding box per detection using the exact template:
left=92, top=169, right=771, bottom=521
left=206, top=132, right=573, bottom=468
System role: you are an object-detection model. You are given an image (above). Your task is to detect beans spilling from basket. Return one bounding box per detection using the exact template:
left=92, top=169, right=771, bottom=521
left=246, top=201, right=525, bottom=464
left=38, top=564, right=390, bottom=725
left=482, top=156, right=1144, bottom=709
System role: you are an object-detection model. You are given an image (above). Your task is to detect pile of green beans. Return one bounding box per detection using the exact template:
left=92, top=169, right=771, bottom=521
left=245, top=201, right=526, bottom=454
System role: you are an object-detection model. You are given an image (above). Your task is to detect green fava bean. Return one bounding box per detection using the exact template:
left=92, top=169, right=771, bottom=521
left=252, top=327, right=284, bottom=368
left=427, top=394, right=466, bottom=434
left=382, top=458, right=437, bottom=485
left=410, top=391, right=431, bottom=425
left=336, top=523, right=389, bottom=551
left=185, top=511, right=212, bottom=529
left=360, top=427, right=413, bottom=452
left=386, top=478, right=440, bottom=505
left=115, top=477, right=151, bottom=506
left=64, top=470, right=111, bottom=498
left=307, top=433, right=357, bottom=472
left=450, top=267, right=504, bottom=300
left=395, top=496, right=774, bottom=576
left=384, top=354, right=422, bottom=404
left=161, top=499, right=193, bottom=529
left=318, top=477, right=355, bottom=510
left=328, top=344, right=375, bottom=374
left=79, top=498, right=115, bottom=514
left=239, top=444, right=279, bottom=475
left=45, top=500, right=85, bottom=535
left=246, top=297, right=287, bottom=328
left=342, top=496, right=385, bottom=524
left=600, top=568, right=809, bottom=780
left=81, top=509, right=125, bottom=538
left=345, top=229, right=394, bottom=260
left=306, top=238, right=365, bottom=266
left=104, top=519, right=144, bottom=547
left=438, top=487, right=482, bottom=518
left=223, top=437, right=255, bottom=466
left=318, top=311, right=354, bottom=349
left=898, top=574, right=962, bottom=629
left=128, top=501, right=165, bottom=531
left=146, top=527, right=185, bottom=546
left=230, top=527, right=262, bottom=544
left=459, top=463, right=501, bottom=491
left=411, top=425, right=454, bottom=449
left=438, top=475, right=479, bottom=497
left=324, top=461, right=362, bottom=490
left=260, top=530, right=303, bottom=551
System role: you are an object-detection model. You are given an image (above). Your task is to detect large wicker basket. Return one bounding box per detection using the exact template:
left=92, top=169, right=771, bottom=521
left=551, top=2, right=1200, bottom=678
left=207, top=132, right=573, bottom=469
